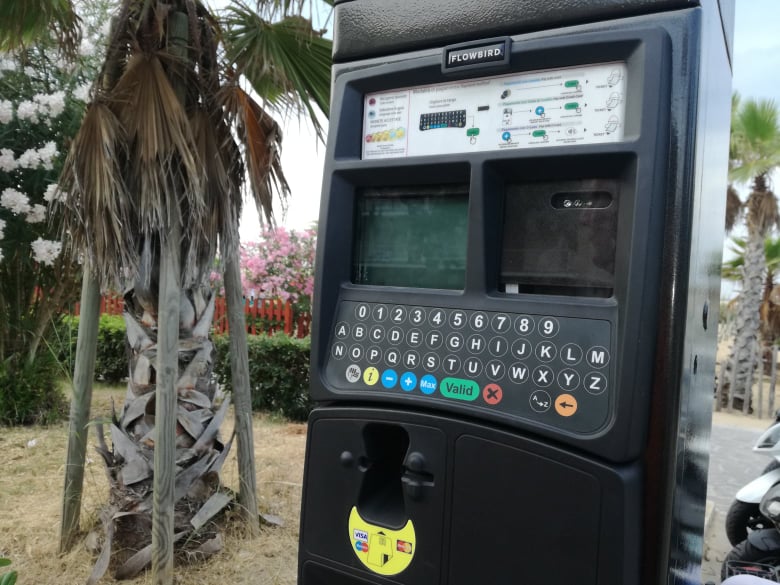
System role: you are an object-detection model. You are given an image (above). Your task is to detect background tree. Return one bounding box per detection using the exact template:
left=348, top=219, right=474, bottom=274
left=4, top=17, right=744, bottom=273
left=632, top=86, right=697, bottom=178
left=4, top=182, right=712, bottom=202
left=55, top=0, right=330, bottom=580
left=720, top=95, right=780, bottom=408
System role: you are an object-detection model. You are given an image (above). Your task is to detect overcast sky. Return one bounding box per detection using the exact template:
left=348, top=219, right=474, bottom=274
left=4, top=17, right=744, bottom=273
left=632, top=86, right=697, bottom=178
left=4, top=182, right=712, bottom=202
left=239, top=2, right=780, bottom=251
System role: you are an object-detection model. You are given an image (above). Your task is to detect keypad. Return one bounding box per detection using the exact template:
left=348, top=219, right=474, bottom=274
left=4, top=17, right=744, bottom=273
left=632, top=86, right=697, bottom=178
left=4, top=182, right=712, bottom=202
left=419, top=110, right=467, bottom=131
left=325, top=301, right=613, bottom=434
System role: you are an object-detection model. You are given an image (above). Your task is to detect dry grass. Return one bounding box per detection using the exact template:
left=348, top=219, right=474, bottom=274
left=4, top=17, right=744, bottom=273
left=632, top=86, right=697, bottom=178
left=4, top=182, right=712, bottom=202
left=0, top=384, right=307, bottom=585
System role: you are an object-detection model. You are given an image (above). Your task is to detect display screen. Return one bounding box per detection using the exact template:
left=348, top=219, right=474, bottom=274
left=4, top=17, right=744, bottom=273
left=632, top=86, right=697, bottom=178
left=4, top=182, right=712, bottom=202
left=501, top=179, right=618, bottom=297
left=352, top=185, right=469, bottom=289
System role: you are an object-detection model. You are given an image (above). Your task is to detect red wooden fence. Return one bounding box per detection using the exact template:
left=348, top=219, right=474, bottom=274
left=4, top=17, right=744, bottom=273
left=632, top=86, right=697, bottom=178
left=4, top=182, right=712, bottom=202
left=75, top=294, right=311, bottom=338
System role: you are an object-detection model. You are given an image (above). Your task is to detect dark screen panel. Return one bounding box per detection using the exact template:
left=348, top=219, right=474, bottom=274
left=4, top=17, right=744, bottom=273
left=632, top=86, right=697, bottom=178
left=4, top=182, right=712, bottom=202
left=501, top=179, right=618, bottom=297
left=352, top=185, right=469, bottom=289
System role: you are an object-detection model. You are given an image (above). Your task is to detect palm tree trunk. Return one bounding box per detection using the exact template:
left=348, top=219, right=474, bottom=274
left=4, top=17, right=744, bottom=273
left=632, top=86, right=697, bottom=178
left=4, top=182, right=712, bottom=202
left=722, top=229, right=767, bottom=409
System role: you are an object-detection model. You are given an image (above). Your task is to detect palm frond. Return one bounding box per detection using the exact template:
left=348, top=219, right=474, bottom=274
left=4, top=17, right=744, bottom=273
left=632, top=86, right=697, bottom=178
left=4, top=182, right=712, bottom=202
left=221, top=2, right=332, bottom=142
left=746, top=184, right=780, bottom=235
left=0, top=0, right=81, bottom=58
left=725, top=184, right=742, bottom=232
left=220, top=82, right=289, bottom=226
left=730, top=98, right=780, bottom=185
left=57, top=101, right=136, bottom=288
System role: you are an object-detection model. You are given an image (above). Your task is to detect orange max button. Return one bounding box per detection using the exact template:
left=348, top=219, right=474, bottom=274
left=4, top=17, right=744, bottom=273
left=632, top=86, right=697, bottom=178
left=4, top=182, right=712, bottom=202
left=554, top=394, right=578, bottom=417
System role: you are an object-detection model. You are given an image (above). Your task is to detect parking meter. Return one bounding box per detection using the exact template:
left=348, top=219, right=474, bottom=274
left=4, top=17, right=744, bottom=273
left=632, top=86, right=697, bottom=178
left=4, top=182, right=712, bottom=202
left=298, top=1, right=734, bottom=584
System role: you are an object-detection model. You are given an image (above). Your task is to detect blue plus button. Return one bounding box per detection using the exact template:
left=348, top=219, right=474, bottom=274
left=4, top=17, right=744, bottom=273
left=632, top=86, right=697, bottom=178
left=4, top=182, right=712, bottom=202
left=400, top=372, right=417, bottom=392
left=419, top=375, right=437, bottom=395
left=381, top=369, right=398, bottom=389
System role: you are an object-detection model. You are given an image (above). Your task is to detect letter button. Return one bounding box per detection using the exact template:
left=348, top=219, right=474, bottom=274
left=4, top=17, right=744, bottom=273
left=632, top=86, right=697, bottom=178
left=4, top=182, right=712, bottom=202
left=446, top=332, right=464, bottom=351
left=557, top=368, right=580, bottom=391
left=423, top=352, right=440, bottom=372
left=587, top=346, right=610, bottom=368
left=369, top=325, right=385, bottom=343
left=331, top=342, right=347, bottom=360
left=560, top=343, right=583, bottom=365
left=584, top=372, right=608, bottom=395
left=352, top=324, right=367, bottom=341
left=388, top=326, right=404, bottom=346
left=406, top=328, right=423, bottom=348
left=463, top=356, right=483, bottom=377
left=426, top=330, right=444, bottom=349
left=443, top=355, right=461, bottom=375
left=529, top=390, right=552, bottom=413
left=488, top=336, right=508, bottom=358
left=467, top=334, right=486, bottom=354
left=366, top=346, right=383, bottom=364
left=535, top=341, right=557, bottom=362
left=334, top=321, right=350, bottom=339
left=533, top=365, right=554, bottom=387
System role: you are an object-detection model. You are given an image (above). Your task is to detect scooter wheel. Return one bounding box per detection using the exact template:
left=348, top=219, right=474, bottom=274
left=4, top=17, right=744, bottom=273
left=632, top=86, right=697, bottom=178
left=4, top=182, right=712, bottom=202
left=726, top=500, right=771, bottom=546
left=721, top=538, right=780, bottom=581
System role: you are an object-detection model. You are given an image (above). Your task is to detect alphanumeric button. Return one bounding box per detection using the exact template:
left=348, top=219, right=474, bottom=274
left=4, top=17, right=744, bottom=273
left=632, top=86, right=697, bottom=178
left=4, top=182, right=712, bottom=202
left=446, top=332, right=464, bottom=351
left=355, top=303, right=371, bottom=321
left=467, top=334, right=486, bottom=354
left=557, top=368, right=580, bottom=391
left=533, top=365, right=554, bottom=387
left=423, top=352, right=440, bottom=372
left=387, top=327, right=404, bottom=345
left=369, top=325, right=385, bottom=343
left=463, top=357, right=483, bottom=377
left=349, top=345, right=363, bottom=361
left=409, top=306, right=426, bottom=325
left=469, top=311, right=488, bottom=331
left=332, top=342, right=347, bottom=360
left=390, top=305, right=407, bottom=324
left=366, top=346, right=383, bottom=365
left=449, top=310, right=467, bottom=329
left=334, top=321, right=350, bottom=339
left=529, top=390, right=552, bottom=413
left=372, top=304, right=389, bottom=322
left=425, top=330, right=444, bottom=349
left=511, top=338, right=532, bottom=360
left=443, top=354, right=461, bottom=375
left=352, top=324, right=367, bottom=341
left=584, top=372, right=608, bottom=395
left=586, top=346, right=610, bottom=368
left=485, top=360, right=505, bottom=381
left=491, top=313, right=512, bottom=334
left=538, top=317, right=559, bottom=338
left=514, top=314, right=535, bottom=335
left=489, top=336, right=508, bottom=358
left=403, top=350, right=420, bottom=369
left=535, top=341, right=557, bottom=362
left=507, top=362, right=530, bottom=384
left=406, top=328, right=423, bottom=348
left=428, top=308, right=446, bottom=328
left=560, top=343, right=583, bottom=366
left=385, top=348, right=401, bottom=368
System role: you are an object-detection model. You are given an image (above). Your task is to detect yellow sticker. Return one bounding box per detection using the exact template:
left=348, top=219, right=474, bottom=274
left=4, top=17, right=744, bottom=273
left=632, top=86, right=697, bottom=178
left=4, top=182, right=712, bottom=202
left=348, top=507, right=415, bottom=576
left=363, top=367, right=379, bottom=386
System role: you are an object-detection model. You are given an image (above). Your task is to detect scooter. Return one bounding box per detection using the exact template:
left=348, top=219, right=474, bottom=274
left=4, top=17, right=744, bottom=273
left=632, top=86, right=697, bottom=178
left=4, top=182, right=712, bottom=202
left=726, top=417, right=780, bottom=546
left=722, top=481, right=780, bottom=582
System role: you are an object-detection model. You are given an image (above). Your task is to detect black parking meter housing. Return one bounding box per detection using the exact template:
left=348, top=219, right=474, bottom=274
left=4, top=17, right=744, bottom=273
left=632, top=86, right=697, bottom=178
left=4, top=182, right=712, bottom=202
left=299, top=1, right=734, bottom=584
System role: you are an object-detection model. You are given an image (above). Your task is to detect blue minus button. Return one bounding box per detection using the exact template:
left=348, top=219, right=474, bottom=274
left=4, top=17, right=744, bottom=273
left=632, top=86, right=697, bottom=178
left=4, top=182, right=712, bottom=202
left=381, top=369, right=398, bottom=389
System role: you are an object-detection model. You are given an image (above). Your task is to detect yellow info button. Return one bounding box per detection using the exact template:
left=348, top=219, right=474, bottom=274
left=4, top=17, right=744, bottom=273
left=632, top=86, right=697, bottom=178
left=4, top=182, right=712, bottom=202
left=363, top=367, right=380, bottom=386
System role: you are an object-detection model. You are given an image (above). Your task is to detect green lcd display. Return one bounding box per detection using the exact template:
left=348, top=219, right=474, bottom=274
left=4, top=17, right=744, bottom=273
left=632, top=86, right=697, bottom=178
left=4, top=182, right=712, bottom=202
left=352, top=185, right=469, bottom=289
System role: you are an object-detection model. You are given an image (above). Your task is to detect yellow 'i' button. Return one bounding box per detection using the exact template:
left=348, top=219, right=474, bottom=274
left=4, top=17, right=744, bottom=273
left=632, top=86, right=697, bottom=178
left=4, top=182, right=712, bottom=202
left=363, top=367, right=379, bottom=386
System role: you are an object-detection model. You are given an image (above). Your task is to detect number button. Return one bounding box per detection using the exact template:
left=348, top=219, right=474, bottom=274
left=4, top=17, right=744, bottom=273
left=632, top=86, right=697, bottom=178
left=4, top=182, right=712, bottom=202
left=514, top=315, right=535, bottom=335
left=409, top=307, right=426, bottom=325
left=355, top=303, right=370, bottom=321
left=372, top=304, right=389, bottom=322
left=491, top=313, right=511, bottom=334
left=391, top=305, right=407, bottom=324
left=470, top=311, right=488, bottom=331
left=428, top=309, right=446, bottom=327
left=449, top=310, right=467, bottom=329
left=538, top=317, right=559, bottom=338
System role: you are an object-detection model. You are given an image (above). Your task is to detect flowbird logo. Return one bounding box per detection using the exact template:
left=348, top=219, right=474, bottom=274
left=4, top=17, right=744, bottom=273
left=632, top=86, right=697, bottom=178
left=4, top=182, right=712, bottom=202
left=443, top=38, right=510, bottom=71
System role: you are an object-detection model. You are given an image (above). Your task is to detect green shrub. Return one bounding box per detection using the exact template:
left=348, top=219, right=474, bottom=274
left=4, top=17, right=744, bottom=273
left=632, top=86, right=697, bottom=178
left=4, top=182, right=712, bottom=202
left=0, top=351, right=67, bottom=426
left=214, top=333, right=312, bottom=421
left=57, top=315, right=128, bottom=384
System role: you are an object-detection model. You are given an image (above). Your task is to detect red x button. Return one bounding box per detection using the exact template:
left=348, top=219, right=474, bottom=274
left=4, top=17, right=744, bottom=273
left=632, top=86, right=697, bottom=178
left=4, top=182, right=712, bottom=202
left=483, top=383, right=503, bottom=405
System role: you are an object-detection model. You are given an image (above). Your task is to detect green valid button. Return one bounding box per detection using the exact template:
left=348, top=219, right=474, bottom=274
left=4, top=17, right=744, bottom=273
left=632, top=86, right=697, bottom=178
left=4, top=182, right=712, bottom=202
left=564, top=102, right=579, bottom=110
left=466, top=127, right=480, bottom=137
left=440, top=378, right=479, bottom=401
left=565, top=80, right=579, bottom=88
left=532, top=129, right=546, bottom=137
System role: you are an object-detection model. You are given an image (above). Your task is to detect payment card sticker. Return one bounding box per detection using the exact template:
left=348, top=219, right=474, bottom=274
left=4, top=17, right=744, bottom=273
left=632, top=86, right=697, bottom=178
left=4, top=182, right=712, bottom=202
left=348, top=506, right=416, bottom=575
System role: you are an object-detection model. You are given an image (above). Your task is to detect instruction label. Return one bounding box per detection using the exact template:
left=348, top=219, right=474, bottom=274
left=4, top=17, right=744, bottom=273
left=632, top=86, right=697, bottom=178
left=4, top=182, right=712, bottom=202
left=348, top=507, right=416, bottom=576
left=362, top=61, right=627, bottom=159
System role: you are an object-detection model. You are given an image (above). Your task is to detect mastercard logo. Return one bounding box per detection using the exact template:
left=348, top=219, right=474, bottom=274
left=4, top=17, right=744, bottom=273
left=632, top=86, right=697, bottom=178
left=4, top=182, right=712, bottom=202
left=396, top=540, right=413, bottom=554
left=355, top=541, right=369, bottom=552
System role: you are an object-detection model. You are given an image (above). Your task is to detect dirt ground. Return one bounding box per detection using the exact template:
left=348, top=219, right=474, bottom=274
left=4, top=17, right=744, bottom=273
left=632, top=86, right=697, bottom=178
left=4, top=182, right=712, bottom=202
left=0, top=384, right=307, bottom=585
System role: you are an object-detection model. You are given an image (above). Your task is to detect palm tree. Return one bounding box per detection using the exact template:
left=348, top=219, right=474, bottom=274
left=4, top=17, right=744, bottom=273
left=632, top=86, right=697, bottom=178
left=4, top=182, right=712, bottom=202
left=0, top=0, right=80, bottom=57
left=720, top=96, right=780, bottom=409
left=55, top=0, right=331, bottom=580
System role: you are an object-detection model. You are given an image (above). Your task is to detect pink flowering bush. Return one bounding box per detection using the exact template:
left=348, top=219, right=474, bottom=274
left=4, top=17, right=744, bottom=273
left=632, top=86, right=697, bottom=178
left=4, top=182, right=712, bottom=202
left=239, top=226, right=316, bottom=314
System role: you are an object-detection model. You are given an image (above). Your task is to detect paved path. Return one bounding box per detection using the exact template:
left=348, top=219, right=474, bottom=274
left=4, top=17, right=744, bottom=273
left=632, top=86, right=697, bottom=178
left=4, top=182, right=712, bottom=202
left=703, top=417, right=770, bottom=583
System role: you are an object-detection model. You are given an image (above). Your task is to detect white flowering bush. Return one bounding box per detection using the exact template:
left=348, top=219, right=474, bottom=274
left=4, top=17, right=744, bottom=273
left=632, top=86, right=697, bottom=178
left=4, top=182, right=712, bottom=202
left=0, top=2, right=107, bottom=424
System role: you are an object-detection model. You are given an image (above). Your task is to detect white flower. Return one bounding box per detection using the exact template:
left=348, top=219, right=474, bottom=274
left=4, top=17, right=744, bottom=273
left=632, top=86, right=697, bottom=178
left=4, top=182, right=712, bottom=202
left=0, top=218, right=5, bottom=239
left=73, top=83, right=91, bottom=102
left=37, top=141, right=58, bottom=170
left=0, top=57, right=14, bottom=71
left=0, top=187, right=31, bottom=214
left=26, top=204, right=47, bottom=224
left=16, top=100, right=38, bottom=123
left=30, top=238, right=62, bottom=266
left=0, top=99, right=12, bottom=124
left=0, top=148, right=15, bottom=172
left=43, top=183, right=65, bottom=203
left=79, top=37, right=96, bottom=57
left=17, top=147, right=41, bottom=169
left=34, top=91, right=66, bottom=118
